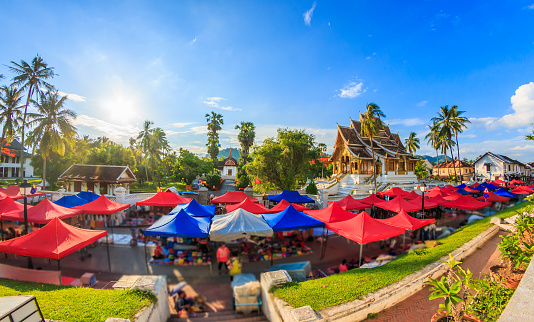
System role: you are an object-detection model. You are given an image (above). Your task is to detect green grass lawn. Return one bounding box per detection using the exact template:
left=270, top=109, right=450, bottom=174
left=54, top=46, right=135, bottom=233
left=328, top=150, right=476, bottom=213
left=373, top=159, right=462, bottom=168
left=0, top=278, right=156, bottom=322
left=273, top=201, right=533, bottom=311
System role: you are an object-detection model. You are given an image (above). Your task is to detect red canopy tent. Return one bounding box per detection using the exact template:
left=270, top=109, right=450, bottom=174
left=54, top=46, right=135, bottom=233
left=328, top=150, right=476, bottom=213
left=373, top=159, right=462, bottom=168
left=507, top=184, right=517, bottom=189
left=445, top=195, right=490, bottom=211
left=357, top=193, right=384, bottom=206
left=492, top=179, right=506, bottom=186
left=378, top=187, right=410, bottom=197
left=443, top=192, right=462, bottom=201
left=403, top=191, right=421, bottom=200
left=427, top=196, right=451, bottom=207
left=266, top=199, right=308, bottom=213
left=408, top=195, right=439, bottom=209
left=1, top=198, right=82, bottom=224
left=0, top=218, right=106, bottom=260
left=444, top=185, right=458, bottom=190
left=137, top=191, right=191, bottom=207
left=0, top=197, right=33, bottom=214
left=529, top=184, right=534, bottom=189
left=73, top=195, right=130, bottom=214
left=226, top=198, right=270, bottom=214
left=0, top=185, right=46, bottom=200
left=475, top=191, right=510, bottom=203
left=328, top=195, right=369, bottom=211
left=326, top=211, right=405, bottom=266
left=510, top=187, right=533, bottom=195
left=305, top=203, right=357, bottom=223
left=378, top=209, right=435, bottom=231
left=211, top=191, right=259, bottom=204
left=463, top=187, right=479, bottom=193
left=470, top=182, right=480, bottom=188
left=510, top=179, right=525, bottom=184
left=375, top=196, right=423, bottom=213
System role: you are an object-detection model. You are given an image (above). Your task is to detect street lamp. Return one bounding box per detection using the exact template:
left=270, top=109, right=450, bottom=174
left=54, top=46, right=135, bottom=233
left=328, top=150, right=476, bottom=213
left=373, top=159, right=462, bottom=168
left=420, top=183, right=427, bottom=242
left=19, top=180, right=33, bottom=268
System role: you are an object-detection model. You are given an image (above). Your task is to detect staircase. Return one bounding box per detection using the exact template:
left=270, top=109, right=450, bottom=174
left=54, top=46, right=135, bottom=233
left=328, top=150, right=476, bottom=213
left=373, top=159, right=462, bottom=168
left=167, top=310, right=267, bottom=322
left=337, top=174, right=375, bottom=196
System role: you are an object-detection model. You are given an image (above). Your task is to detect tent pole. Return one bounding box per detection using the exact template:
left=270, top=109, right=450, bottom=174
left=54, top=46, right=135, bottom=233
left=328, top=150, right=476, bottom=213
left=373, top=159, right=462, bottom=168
left=270, top=236, right=274, bottom=266
left=359, top=243, right=363, bottom=267
left=403, top=230, right=406, bottom=253
left=144, top=242, right=148, bottom=274
left=106, top=240, right=111, bottom=272
left=0, top=220, right=3, bottom=241
left=320, top=228, right=325, bottom=260
left=323, top=231, right=329, bottom=259
left=58, top=260, right=62, bottom=285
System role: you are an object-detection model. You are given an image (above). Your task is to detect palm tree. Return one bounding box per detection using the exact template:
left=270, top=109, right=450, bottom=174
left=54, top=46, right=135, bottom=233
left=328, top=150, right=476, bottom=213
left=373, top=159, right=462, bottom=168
left=137, top=120, right=154, bottom=185
left=432, top=106, right=458, bottom=182
left=360, top=103, right=386, bottom=193
left=206, top=112, right=224, bottom=167
left=449, top=105, right=470, bottom=163
left=404, top=132, right=420, bottom=155
left=148, top=127, right=169, bottom=187
left=425, top=122, right=441, bottom=165
left=0, top=86, right=24, bottom=150
left=9, top=55, right=56, bottom=180
left=235, top=121, right=256, bottom=157
left=26, top=91, right=77, bottom=188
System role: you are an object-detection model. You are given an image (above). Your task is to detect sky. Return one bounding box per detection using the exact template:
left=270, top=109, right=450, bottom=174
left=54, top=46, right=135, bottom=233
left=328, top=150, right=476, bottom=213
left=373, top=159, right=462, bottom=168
left=1, top=1, right=534, bottom=162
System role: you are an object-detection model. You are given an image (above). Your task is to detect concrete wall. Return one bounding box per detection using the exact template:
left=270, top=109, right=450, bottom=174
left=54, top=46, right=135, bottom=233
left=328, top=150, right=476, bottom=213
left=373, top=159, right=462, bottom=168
left=497, top=253, right=534, bottom=321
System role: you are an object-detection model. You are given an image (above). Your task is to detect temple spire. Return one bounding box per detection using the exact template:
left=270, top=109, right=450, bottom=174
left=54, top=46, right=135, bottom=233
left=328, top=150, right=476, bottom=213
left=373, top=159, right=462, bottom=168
left=228, top=148, right=233, bottom=159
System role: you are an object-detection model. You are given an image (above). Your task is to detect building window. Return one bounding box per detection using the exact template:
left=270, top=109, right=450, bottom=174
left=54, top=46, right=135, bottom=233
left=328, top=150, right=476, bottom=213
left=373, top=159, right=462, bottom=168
left=408, top=162, right=414, bottom=171
left=485, top=164, right=491, bottom=172
left=508, top=165, right=511, bottom=171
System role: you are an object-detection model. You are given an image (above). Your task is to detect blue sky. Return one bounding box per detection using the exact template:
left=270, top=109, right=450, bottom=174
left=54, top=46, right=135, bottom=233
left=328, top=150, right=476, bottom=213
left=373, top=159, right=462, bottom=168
left=1, top=1, right=534, bottom=161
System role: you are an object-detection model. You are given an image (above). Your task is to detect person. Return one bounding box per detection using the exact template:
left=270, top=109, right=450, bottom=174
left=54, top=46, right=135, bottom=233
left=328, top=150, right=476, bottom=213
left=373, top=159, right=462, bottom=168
left=240, top=242, right=250, bottom=255
left=174, top=291, right=196, bottom=317
left=339, top=259, right=348, bottom=273
left=217, top=243, right=230, bottom=274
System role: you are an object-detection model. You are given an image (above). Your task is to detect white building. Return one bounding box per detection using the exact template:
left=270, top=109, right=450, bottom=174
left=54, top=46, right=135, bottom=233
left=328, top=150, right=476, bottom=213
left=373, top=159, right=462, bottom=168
left=59, top=164, right=136, bottom=195
left=0, top=139, right=34, bottom=180
left=473, top=152, right=528, bottom=181
left=218, top=149, right=238, bottom=180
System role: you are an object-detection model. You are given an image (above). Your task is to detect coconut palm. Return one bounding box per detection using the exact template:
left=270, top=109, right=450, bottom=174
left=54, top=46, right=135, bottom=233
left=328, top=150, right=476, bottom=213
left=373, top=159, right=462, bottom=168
left=360, top=103, right=386, bottom=193
left=0, top=86, right=24, bottom=149
left=235, top=121, right=256, bottom=157
left=26, top=91, right=77, bottom=188
left=8, top=55, right=56, bottom=180
left=206, top=111, right=224, bottom=167
left=449, top=105, right=470, bottom=163
left=148, top=127, right=170, bottom=187
left=404, top=132, right=420, bottom=155
left=432, top=106, right=458, bottom=182
left=425, top=122, right=441, bottom=165
left=137, top=120, right=154, bottom=185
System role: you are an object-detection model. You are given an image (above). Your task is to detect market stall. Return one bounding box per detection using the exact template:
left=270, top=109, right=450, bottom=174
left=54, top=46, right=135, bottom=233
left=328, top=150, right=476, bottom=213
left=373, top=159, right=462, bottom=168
left=0, top=198, right=82, bottom=224
left=226, top=198, right=269, bottom=214
left=268, top=190, right=315, bottom=204
left=55, top=195, right=90, bottom=208
left=328, top=195, right=368, bottom=211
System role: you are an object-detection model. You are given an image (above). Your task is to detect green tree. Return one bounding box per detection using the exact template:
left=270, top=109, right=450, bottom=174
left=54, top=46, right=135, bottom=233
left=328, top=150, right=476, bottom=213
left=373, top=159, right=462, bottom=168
left=432, top=105, right=458, bottom=181
left=245, top=128, right=321, bottom=192
left=404, top=132, right=420, bottom=155
left=0, top=86, right=24, bottom=148
left=526, top=130, right=534, bottom=141
left=235, top=121, right=256, bottom=157
left=425, top=122, right=442, bottom=165
left=9, top=55, right=56, bottom=180
left=415, top=160, right=429, bottom=181
left=449, top=105, right=470, bottom=163
left=137, top=120, right=154, bottom=185
left=173, top=149, right=213, bottom=184
left=206, top=111, right=224, bottom=167
left=305, top=179, right=318, bottom=195
left=360, top=103, right=386, bottom=193
left=26, top=91, right=77, bottom=188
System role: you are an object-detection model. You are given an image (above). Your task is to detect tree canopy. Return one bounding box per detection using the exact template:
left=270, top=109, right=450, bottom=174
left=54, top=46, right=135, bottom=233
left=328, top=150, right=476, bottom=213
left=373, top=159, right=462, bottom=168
left=172, top=149, right=213, bottom=185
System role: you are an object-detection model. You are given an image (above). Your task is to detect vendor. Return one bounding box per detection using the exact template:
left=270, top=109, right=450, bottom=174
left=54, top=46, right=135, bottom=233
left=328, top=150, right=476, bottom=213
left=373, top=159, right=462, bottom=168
left=153, top=243, right=165, bottom=260
left=339, top=259, right=348, bottom=273
left=240, top=242, right=250, bottom=256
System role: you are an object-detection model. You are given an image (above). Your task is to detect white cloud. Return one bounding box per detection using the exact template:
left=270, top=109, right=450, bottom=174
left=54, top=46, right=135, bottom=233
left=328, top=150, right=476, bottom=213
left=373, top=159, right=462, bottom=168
left=170, top=122, right=196, bottom=128
left=469, top=117, right=498, bottom=128
left=511, top=144, right=534, bottom=151
left=72, top=114, right=139, bottom=141
left=190, top=38, right=197, bottom=45
left=202, top=97, right=242, bottom=111
left=49, top=90, right=87, bottom=102
left=416, top=100, right=428, bottom=107
left=526, top=4, right=534, bottom=9
left=388, top=118, right=426, bottom=127
left=338, top=81, right=366, bottom=98
left=303, top=2, right=316, bottom=26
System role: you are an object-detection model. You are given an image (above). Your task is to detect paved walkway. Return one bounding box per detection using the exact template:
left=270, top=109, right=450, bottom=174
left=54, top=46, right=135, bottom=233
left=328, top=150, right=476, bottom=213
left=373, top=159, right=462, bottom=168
left=371, top=231, right=505, bottom=322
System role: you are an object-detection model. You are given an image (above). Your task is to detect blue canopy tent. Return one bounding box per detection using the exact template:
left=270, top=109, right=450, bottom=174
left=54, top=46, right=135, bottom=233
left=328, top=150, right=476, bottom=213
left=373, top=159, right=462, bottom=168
left=495, top=188, right=517, bottom=198
left=144, top=209, right=210, bottom=238
left=77, top=191, right=101, bottom=202
left=261, top=205, right=324, bottom=232
left=456, top=188, right=471, bottom=195
left=54, top=195, right=90, bottom=208
left=470, top=185, right=486, bottom=192
left=480, top=182, right=488, bottom=187
left=170, top=199, right=215, bottom=218
left=456, top=183, right=467, bottom=189
left=484, top=183, right=501, bottom=190
left=268, top=190, right=315, bottom=203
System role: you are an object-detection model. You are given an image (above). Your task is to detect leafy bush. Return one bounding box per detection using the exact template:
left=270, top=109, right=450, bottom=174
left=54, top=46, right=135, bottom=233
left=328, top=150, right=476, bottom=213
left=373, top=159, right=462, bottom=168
left=468, top=277, right=515, bottom=322
left=305, top=180, right=318, bottom=195
left=207, top=173, right=222, bottom=188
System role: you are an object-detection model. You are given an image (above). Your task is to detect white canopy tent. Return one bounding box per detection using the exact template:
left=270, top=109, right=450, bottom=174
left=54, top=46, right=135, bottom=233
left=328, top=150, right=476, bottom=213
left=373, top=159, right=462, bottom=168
left=209, top=209, right=273, bottom=242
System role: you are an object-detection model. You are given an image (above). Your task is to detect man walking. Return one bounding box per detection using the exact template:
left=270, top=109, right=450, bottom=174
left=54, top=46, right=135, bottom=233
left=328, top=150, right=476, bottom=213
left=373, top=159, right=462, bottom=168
left=217, top=243, right=230, bottom=275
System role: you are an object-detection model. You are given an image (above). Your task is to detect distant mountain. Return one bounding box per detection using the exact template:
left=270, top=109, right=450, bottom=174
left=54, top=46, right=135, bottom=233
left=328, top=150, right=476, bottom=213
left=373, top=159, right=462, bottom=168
left=217, top=148, right=240, bottom=160
left=415, top=154, right=447, bottom=164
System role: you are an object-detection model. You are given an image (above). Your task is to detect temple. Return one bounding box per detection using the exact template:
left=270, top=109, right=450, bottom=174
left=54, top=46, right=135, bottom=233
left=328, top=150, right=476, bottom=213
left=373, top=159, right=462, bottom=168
left=218, top=149, right=237, bottom=179
left=329, top=117, right=419, bottom=184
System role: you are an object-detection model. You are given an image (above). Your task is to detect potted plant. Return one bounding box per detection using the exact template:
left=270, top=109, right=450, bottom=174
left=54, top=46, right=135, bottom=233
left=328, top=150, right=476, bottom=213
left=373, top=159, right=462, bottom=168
left=426, top=254, right=482, bottom=322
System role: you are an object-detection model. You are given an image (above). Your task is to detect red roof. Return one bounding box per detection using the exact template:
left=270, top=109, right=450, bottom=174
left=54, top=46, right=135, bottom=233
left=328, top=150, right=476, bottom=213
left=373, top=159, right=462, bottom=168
left=445, top=195, right=490, bottom=210
left=211, top=191, right=259, bottom=204
left=357, top=193, right=384, bottom=206
left=73, top=195, right=130, bottom=215
left=403, top=191, right=421, bottom=200
left=1, top=198, right=82, bottom=224
left=378, top=187, right=410, bottom=197
left=375, top=196, right=423, bottom=213
left=0, top=197, right=33, bottom=216
left=326, top=211, right=405, bottom=244
left=377, top=209, right=435, bottom=231
left=305, top=203, right=357, bottom=223
left=328, top=195, right=369, bottom=211
left=266, top=199, right=308, bottom=213
left=0, top=218, right=106, bottom=260
left=137, top=191, right=191, bottom=207
left=226, top=198, right=270, bottom=214
left=475, top=191, right=510, bottom=203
